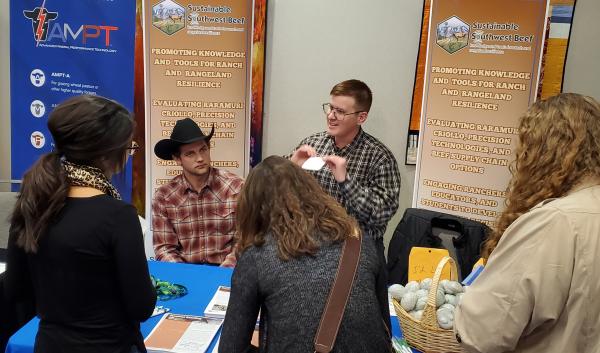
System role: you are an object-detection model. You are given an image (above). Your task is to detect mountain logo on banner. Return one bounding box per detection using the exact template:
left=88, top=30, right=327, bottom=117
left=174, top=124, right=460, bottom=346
left=436, top=16, right=470, bottom=54
left=152, top=0, right=186, bottom=35
left=30, top=131, right=46, bottom=149
left=30, top=100, right=46, bottom=118
left=23, top=1, right=59, bottom=45
left=30, top=69, right=46, bottom=87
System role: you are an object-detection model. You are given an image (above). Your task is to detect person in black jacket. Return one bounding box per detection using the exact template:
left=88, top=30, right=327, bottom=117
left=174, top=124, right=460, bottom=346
left=4, top=95, right=156, bottom=353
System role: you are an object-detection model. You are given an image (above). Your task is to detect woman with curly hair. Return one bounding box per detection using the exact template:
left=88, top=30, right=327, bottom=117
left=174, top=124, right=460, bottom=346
left=454, top=93, right=600, bottom=353
left=218, top=156, right=391, bottom=353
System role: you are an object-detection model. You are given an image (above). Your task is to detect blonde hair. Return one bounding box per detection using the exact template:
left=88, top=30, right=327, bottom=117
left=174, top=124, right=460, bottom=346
left=482, top=93, right=600, bottom=259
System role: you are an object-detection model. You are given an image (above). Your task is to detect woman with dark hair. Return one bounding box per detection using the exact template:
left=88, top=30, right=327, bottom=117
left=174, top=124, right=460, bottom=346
left=5, top=95, right=156, bottom=353
left=218, top=156, right=391, bottom=353
left=454, top=93, right=600, bottom=353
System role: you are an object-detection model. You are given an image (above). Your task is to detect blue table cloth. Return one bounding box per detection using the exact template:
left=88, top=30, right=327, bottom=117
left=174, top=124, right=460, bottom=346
left=6, top=260, right=415, bottom=353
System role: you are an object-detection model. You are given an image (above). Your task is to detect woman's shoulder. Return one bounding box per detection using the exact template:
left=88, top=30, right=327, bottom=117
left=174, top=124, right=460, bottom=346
left=64, top=195, right=138, bottom=228
left=237, top=233, right=378, bottom=269
left=68, top=194, right=133, bottom=211
left=237, top=236, right=276, bottom=262
left=540, top=184, right=600, bottom=214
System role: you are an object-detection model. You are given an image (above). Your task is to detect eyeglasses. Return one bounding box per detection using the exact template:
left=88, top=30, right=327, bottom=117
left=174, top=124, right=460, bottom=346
left=127, top=141, right=140, bottom=156
left=322, top=103, right=364, bottom=120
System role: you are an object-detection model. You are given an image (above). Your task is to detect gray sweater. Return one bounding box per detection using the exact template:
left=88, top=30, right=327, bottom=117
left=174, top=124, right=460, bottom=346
left=219, top=234, right=391, bottom=353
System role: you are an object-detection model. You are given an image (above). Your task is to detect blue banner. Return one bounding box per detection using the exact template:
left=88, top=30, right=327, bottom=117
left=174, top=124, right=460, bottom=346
left=10, top=0, right=137, bottom=201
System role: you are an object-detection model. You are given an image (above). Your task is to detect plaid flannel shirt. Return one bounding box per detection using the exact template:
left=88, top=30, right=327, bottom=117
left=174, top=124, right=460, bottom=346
left=152, top=168, right=243, bottom=267
left=291, top=129, right=401, bottom=239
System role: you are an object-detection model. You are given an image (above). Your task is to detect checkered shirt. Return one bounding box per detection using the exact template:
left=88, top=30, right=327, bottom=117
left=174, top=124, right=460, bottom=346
left=291, top=129, right=401, bottom=239
left=152, top=168, right=243, bottom=266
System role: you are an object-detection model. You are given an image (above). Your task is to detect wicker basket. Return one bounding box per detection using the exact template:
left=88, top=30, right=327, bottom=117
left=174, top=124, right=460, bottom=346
left=392, top=256, right=465, bottom=353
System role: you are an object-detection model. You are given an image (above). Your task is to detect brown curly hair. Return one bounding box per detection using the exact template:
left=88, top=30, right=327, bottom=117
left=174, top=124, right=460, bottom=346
left=236, top=155, right=359, bottom=261
left=482, top=93, right=600, bottom=259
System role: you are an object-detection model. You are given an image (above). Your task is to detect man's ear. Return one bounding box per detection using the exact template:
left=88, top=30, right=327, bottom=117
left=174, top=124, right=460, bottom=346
left=357, top=111, right=368, bottom=125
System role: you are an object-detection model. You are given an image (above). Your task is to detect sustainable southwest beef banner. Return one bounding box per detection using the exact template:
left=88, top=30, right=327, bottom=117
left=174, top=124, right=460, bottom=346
left=143, top=0, right=253, bottom=206
left=10, top=0, right=136, bottom=200
left=413, top=0, right=549, bottom=227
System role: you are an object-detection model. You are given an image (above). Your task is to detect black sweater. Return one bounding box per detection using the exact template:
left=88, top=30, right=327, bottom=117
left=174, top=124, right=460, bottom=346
left=5, top=195, right=156, bottom=353
left=219, top=234, right=391, bottom=353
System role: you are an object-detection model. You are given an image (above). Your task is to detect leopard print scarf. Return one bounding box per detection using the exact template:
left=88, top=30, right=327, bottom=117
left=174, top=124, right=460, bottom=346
left=63, top=160, right=122, bottom=200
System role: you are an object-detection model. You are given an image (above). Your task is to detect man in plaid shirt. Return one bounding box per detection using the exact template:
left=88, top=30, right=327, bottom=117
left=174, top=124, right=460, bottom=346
left=152, top=118, right=243, bottom=267
left=290, top=79, right=401, bottom=329
left=290, top=79, right=401, bottom=244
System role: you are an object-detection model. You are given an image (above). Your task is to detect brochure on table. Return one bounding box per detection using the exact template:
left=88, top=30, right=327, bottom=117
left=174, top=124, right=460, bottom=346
left=204, top=286, right=231, bottom=319
left=145, top=314, right=223, bottom=353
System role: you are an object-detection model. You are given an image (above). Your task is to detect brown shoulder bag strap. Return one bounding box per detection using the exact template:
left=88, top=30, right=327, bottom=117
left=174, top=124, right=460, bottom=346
left=314, top=233, right=362, bottom=353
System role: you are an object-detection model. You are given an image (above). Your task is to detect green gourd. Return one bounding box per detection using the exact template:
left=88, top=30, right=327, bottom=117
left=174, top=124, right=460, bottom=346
left=443, top=281, right=465, bottom=294
left=419, top=278, right=432, bottom=290
left=436, top=289, right=445, bottom=307
left=401, top=292, right=418, bottom=311
left=440, top=303, right=455, bottom=311
left=405, top=281, right=420, bottom=292
left=415, top=296, right=428, bottom=311
left=436, top=307, right=455, bottom=329
left=388, top=284, right=407, bottom=300
left=444, top=294, right=458, bottom=306
left=415, top=289, right=429, bottom=298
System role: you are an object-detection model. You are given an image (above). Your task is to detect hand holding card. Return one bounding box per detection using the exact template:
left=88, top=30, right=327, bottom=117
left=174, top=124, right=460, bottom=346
left=302, top=156, right=326, bottom=171
left=322, top=155, right=348, bottom=182
left=291, top=144, right=317, bottom=166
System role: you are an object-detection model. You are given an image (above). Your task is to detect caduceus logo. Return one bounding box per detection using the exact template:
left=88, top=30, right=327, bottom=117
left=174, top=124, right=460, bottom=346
left=23, top=0, right=58, bottom=45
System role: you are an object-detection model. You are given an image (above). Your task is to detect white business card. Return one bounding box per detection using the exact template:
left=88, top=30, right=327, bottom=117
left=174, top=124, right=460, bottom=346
left=302, top=156, right=325, bottom=171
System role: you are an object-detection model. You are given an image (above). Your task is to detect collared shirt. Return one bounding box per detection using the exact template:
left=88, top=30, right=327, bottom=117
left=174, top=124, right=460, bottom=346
left=291, top=129, right=401, bottom=239
left=152, top=168, right=243, bottom=266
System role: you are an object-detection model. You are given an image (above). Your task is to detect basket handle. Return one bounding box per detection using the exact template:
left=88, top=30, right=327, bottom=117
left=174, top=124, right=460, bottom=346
left=421, top=256, right=458, bottom=327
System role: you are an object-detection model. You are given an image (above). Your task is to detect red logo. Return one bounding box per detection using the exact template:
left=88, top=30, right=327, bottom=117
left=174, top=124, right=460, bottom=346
left=23, top=0, right=58, bottom=45
left=23, top=1, right=119, bottom=47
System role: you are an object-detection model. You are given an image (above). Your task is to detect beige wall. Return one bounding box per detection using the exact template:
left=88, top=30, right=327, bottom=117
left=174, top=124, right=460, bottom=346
left=0, top=0, right=10, bottom=192
left=260, top=0, right=423, bottom=247
left=562, top=0, right=600, bottom=100
left=1, top=0, right=599, bottom=244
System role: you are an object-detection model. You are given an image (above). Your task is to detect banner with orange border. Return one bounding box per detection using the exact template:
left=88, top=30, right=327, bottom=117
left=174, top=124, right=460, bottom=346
left=413, top=0, right=549, bottom=227
left=143, top=0, right=254, bottom=188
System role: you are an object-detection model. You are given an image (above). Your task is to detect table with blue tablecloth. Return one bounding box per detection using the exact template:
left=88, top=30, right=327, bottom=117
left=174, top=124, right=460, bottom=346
left=6, top=261, right=415, bottom=353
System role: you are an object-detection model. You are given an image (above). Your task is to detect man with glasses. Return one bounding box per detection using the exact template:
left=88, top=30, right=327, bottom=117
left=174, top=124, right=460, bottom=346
left=289, top=79, right=401, bottom=329
left=152, top=118, right=243, bottom=267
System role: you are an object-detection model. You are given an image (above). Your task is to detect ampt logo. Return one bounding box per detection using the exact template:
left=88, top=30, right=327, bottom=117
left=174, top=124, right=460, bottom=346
left=23, top=2, right=58, bottom=44
left=23, top=2, right=119, bottom=47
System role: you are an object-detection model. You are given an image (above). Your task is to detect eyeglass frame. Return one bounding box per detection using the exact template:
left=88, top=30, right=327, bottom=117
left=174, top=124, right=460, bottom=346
left=127, top=141, right=140, bottom=156
left=322, top=103, right=365, bottom=120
